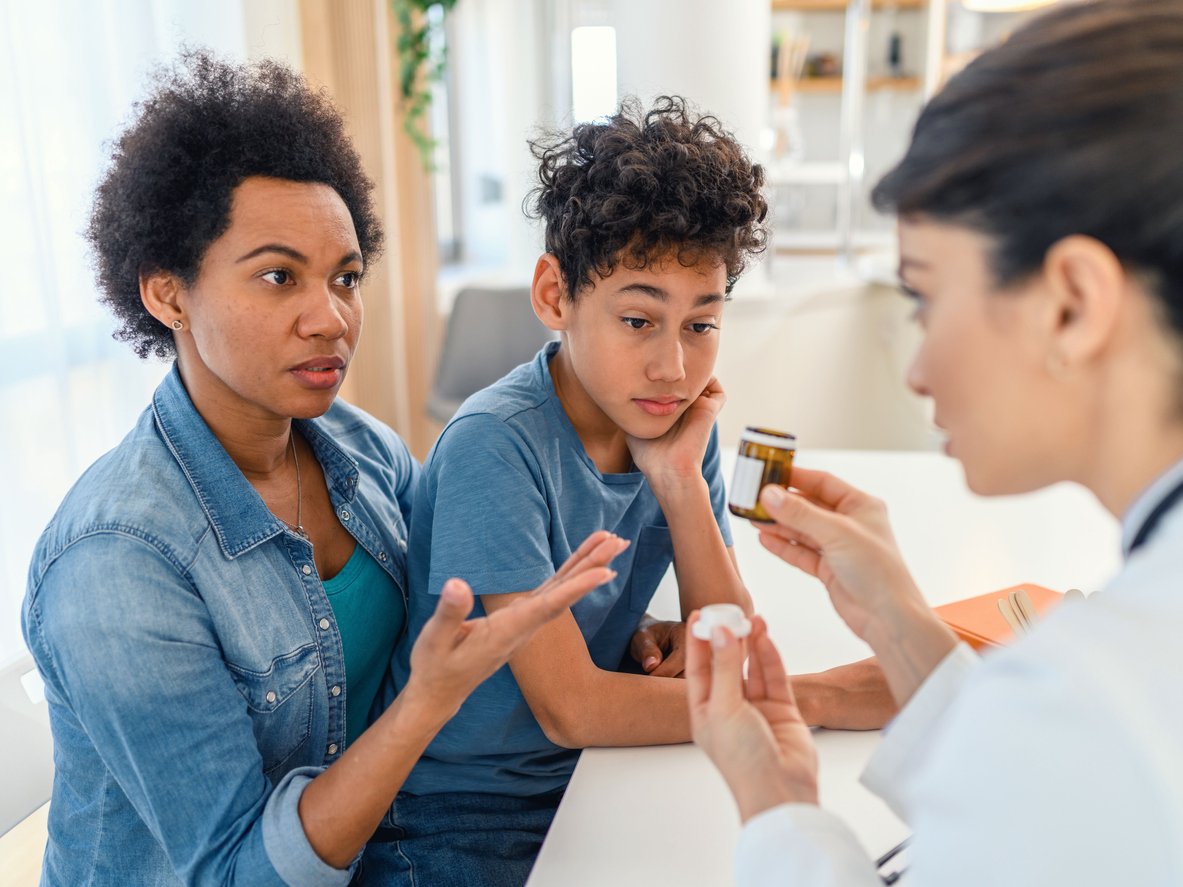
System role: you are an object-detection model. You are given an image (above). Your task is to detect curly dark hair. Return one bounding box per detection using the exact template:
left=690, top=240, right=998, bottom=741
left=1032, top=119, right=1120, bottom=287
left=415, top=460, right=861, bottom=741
left=526, top=96, right=767, bottom=297
left=87, top=50, right=383, bottom=359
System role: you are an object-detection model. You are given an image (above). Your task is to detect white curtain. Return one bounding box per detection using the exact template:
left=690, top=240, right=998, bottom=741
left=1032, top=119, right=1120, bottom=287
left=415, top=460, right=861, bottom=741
left=0, top=0, right=256, bottom=664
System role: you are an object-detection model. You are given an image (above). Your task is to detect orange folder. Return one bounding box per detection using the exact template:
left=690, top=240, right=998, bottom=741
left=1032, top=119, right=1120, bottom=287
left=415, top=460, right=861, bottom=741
left=933, top=583, right=1064, bottom=651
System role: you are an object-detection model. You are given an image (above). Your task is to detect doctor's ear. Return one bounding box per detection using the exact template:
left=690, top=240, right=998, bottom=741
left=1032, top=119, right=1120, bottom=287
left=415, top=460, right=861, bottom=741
left=1041, top=235, right=1125, bottom=367
left=531, top=254, right=572, bottom=332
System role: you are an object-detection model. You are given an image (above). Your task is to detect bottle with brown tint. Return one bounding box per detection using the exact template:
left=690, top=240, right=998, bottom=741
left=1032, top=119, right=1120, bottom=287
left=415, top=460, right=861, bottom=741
left=728, top=427, right=796, bottom=522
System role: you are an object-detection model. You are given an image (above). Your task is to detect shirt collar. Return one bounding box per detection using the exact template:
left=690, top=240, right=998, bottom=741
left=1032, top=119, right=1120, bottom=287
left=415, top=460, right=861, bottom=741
left=1120, top=455, right=1183, bottom=558
left=151, top=364, right=359, bottom=558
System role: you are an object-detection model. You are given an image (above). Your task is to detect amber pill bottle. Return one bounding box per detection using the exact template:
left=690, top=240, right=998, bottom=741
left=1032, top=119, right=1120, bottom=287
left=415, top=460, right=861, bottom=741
left=728, top=427, right=796, bottom=522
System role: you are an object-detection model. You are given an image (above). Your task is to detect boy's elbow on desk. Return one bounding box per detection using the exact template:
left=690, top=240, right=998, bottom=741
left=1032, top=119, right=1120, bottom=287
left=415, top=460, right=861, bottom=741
left=531, top=704, right=587, bottom=749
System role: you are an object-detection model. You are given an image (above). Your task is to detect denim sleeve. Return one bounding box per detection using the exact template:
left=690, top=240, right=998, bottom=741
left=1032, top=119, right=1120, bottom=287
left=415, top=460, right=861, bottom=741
left=25, top=533, right=354, bottom=887
left=425, top=414, right=554, bottom=597
left=704, top=424, right=734, bottom=547
left=384, top=424, right=422, bottom=531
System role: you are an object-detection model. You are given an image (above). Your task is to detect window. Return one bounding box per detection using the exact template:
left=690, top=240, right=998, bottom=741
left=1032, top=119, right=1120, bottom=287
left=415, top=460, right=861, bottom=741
left=0, top=0, right=253, bottom=665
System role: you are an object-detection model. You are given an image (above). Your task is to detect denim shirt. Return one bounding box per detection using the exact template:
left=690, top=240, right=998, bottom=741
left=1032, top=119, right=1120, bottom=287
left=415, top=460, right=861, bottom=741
left=22, top=365, right=417, bottom=886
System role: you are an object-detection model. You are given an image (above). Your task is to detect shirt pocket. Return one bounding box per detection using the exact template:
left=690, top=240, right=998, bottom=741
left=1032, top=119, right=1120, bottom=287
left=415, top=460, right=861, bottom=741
left=627, top=525, right=674, bottom=613
left=226, top=643, right=320, bottom=778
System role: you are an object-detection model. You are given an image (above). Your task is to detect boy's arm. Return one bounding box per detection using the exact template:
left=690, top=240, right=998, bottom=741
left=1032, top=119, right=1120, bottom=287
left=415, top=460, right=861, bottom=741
left=490, top=597, right=896, bottom=745
left=657, top=477, right=752, bottom=617
left=481, top=593, right=691, bottom=748
left=627, top=380, right=751, bottom=617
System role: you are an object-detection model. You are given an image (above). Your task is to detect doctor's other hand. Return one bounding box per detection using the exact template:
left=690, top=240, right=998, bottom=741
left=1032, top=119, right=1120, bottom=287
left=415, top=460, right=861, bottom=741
left=404, top=531, right=627, bottom=723
left=686, top=612, right=819, bottom=823
left=629, top=616, right=687, bottom=677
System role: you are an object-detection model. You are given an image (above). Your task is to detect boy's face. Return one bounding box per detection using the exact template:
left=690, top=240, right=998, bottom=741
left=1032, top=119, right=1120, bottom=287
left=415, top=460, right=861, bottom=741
left=552, top=254, right=727, bottom=440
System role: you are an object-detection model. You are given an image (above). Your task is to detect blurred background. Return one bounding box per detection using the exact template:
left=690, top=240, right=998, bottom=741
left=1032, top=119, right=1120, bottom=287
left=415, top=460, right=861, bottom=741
left=0, top=0, right=1056, bottom=669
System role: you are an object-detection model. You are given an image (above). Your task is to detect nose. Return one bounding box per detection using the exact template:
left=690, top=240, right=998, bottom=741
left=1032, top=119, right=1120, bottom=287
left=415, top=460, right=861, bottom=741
left=905, top=345, right=929, bottom=397
left=646, top=332, right=686, bottom=383
left=299, top=284, right=350, bottom=340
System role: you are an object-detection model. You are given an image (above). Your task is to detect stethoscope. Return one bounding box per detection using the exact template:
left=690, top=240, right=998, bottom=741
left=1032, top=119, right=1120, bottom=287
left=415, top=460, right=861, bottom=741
left=1127, top=475, right=1183, bottom=555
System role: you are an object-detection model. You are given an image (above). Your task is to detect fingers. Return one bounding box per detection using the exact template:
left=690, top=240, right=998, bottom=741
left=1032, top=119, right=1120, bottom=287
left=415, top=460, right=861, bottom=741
left=493, top=565, right=617, bottom=647
left=649, top=648, right=685, bottom=678
left=784, top=467, right=868, bottom=515
left=536, top=566, right=618, bottom=618
left=417, top=578, right=476, bottom=652
left=699, top=376, right=726, bottom=404
left=630, top=632, right=663, bottom=673
left=549, top=531, right=623, bottom=584
left=685, top=611, right=711, bottom=710
left=744, top=617, right=770, bottom=700
left=756, top=529, right=822, bottom=577
left=749, top=619, right=796, bottom=708
left=706, top=623, right=746, bottom=709
left=755, top=512, right=823, bottom=553
left=756, top=484, right=851, bottom=554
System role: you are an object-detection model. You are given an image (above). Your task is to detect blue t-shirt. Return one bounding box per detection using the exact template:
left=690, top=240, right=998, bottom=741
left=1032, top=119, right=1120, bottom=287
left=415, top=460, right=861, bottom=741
left=391, top=341, right=732, bottom=797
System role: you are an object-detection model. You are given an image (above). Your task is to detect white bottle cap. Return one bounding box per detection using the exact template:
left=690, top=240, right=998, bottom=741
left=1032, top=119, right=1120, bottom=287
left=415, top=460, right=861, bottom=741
left=691, top=603, right=753, bottom=641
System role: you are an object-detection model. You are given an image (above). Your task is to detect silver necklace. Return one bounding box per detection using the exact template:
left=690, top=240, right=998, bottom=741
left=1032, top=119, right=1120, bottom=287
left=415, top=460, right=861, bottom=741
left=288, top=432, right=309, bottom=541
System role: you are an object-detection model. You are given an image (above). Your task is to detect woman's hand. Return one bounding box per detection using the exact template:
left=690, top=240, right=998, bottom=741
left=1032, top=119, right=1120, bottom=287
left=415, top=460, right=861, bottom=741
left=404, top=531, right=628, bottom=722
left=754, top=468, right=958, bottom=706
left=626, top=377, right=726, bottom=494
left=686, top=612, right=819, bottom=822
left=629, top=616, right=687, bottom=677
left=753, top=467, right=927, bottom=643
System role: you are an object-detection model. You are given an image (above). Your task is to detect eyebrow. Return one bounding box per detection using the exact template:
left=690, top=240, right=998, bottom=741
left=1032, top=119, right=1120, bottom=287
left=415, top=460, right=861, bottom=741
left=236, top=244, right=363, bottom=268
left=616, top=283, right=726, bottom=308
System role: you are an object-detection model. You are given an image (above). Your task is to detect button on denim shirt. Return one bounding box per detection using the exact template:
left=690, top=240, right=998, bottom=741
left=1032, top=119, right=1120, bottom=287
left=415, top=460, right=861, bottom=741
left=22, top=366, right=417, bottom=886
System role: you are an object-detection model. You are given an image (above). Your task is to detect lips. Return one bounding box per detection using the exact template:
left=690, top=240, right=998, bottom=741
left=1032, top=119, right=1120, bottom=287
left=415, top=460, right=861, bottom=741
left=633, top=396, right=685, bottom=417
left=290, top=355, right=346, bottom=390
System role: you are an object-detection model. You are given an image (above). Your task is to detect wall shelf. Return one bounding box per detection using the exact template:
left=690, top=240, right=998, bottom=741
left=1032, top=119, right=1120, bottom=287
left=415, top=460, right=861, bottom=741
left=774, top=75, right=921, bottom=92
left=772, top=0, right=925, bottom=10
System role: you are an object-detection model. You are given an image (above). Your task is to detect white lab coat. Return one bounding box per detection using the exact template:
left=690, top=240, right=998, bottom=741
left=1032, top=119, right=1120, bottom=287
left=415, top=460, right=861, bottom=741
left=737, top=462, right=1183, bottom=886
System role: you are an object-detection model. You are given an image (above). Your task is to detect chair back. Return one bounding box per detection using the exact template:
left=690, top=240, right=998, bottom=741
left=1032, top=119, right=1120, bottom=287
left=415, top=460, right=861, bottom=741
left=428, top=286, right=555, bottom=423
left=0, top=653, right=53, bottom=835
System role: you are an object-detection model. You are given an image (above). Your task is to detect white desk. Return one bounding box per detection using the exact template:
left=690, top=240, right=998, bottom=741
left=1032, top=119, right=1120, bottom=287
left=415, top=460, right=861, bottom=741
left=528, top=449, right=1121, bottom=887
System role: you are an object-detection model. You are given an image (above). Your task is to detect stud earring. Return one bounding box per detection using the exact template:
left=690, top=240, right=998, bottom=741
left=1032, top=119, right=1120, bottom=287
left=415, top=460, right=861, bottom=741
left=171, top=319, right=184, bottom=331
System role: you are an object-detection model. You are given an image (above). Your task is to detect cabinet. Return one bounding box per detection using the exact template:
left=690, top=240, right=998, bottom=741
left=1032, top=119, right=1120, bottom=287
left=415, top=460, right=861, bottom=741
left=766, top=0, right=1056, bottom=263
left=767, top=0, right=934, bottom=260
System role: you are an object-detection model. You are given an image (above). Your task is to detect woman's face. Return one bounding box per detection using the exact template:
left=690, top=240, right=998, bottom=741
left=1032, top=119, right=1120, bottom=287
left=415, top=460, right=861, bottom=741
left=900, top=218, right=1081, bottom=495
left=171, top=176, right=364, bottom=424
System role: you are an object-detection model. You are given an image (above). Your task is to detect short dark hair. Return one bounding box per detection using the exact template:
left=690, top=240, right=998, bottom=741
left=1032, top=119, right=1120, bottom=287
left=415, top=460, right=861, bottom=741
left=526, top=96, right=768, bottom=297
left=87, top=50, right=382, bottom=359
left=872, top=0, right=1183, bottom=335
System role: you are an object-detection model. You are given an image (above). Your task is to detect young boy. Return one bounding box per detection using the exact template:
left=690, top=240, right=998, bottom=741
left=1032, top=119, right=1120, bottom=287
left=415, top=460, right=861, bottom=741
left=383, top=97, right=889, bottom=885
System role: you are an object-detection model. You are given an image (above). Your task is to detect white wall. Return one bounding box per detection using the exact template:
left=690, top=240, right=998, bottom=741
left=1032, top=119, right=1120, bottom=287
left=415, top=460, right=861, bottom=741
left=612, top=0, right=770, bottom=158
left=449, top=0, right=557, bottom=274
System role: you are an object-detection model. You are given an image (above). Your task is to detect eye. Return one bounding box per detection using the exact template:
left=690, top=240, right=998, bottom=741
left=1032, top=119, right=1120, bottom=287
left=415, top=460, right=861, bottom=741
left=688, top=322, right=719, bottom=335
left=335, top=270, right=361, bottom=288
left=898, top=283, right=928, bottom=325
left=260, top=269, right=294, bottom=286
left=621, top=316, right=650, bottom=331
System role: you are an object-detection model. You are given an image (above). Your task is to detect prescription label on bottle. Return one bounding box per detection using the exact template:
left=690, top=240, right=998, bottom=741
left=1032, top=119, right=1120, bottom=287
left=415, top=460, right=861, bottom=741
left=730, top=454, right=766, bottom=511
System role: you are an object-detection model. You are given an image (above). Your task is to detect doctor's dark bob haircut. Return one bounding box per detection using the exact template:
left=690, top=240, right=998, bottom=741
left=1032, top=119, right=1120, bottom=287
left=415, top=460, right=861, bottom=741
left=526, top=95, right=768, bottom=297
left=87, top=51, right=382, bottom=359
left=872, top=0, right=1183, bottom=338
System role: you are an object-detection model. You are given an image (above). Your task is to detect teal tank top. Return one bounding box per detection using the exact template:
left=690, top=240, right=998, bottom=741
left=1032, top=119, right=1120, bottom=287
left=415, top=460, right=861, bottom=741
left=321, top=546, right=406, bottom=746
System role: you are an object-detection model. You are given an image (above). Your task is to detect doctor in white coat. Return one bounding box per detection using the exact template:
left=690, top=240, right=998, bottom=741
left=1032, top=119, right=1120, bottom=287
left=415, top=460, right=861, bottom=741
left=686, top=0, right=1183, bottom=884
